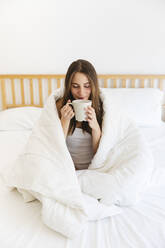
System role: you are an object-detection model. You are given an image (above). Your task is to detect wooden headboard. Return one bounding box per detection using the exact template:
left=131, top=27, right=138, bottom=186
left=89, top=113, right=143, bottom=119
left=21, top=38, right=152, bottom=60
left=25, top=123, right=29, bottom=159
left=0, top=74, right=165, bottom=110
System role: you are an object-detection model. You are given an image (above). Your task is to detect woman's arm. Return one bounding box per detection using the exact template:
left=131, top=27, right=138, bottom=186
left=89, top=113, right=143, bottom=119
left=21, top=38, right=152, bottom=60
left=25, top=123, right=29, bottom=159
left=85, top=106, right=102, bottom=154
left=60, top=119, right=70, bottom=138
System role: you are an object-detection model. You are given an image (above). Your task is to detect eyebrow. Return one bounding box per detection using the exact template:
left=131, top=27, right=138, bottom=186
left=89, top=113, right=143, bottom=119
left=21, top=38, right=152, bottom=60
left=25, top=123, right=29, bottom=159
left=72, top=82, right=90, bottom=85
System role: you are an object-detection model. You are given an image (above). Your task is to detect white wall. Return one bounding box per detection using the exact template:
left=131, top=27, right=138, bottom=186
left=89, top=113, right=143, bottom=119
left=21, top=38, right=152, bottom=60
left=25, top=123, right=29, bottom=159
left=0, top=0, right=165, bottom=74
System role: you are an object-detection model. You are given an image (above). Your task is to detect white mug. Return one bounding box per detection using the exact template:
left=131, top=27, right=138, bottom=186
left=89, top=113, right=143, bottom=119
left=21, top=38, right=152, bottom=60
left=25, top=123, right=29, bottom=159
left=70, top=100, right=92, bottom=122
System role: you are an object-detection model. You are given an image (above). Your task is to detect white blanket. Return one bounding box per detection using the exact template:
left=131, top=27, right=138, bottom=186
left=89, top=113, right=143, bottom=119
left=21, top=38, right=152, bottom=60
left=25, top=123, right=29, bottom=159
left=1, top=88, right=154, bottom=238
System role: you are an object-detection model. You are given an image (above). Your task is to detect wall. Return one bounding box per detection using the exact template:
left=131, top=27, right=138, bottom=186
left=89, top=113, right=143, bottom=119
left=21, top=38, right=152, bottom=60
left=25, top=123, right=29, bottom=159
left=0, top=0, right=165, bottom=74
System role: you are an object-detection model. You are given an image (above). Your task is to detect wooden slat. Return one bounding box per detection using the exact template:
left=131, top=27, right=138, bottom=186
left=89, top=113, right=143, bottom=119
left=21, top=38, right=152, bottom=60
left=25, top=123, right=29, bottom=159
left=103, top=79, right=108, bottom=88
left=29, top=79, right=34, bottom=105
left=1, top=74, right=165, bottom=80
left=11, top=79, right=16, bottom=105
left=98, top=74, right=165, bottom=80
left=7, top=104, right=42, bottom=108
left=0, top=74, right=66, bottom=79
left=57, top=78, right=61, bottom=88
left=48, top=78, right=52, bottom=96
left=122, top=79, right=126, bottom=88
left=150, top=78, right=154, bottom=88
left=159, top=79, right=163, bottom=91
left=141, top=79, right=145, bottom=88
left=131, top=79, right=135, bottom=88
left=38, top=79, right=43, bottom=106
left=113, top=79, right=117, bottom=88
left=20, top=79, right=25, bottom=104
left=1, top=79, right=7, bottom=110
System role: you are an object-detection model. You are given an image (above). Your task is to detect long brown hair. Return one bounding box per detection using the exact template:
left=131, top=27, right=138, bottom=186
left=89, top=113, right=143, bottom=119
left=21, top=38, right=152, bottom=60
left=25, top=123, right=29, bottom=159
left=62, top=59, right=103, bottom=135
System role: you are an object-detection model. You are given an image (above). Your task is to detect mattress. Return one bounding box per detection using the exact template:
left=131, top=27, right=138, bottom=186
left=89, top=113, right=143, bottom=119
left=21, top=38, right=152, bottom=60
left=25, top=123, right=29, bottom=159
left=0, top=123, right=165, bottom=248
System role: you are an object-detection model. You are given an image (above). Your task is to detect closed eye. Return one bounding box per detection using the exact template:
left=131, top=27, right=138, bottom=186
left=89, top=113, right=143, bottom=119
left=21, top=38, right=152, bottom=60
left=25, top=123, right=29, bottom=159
left=72, top=83, right=91, bottom=88
left=72, top=84, right=79, bottom=88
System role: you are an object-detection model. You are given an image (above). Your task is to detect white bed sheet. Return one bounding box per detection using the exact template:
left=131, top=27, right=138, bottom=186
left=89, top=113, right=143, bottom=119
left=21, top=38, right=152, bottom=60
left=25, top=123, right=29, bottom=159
left=0, top=124, right=165, bottom=248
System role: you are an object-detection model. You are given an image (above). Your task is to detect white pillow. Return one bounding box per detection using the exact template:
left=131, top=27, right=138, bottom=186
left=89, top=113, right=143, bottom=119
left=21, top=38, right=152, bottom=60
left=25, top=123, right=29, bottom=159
left=0, top=107, right=43, bottom=131
left=101, top=88, right=164, bottom=127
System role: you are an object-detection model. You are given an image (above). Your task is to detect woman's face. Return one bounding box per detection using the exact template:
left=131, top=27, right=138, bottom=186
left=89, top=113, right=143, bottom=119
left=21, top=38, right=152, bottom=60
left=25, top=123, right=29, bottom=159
left=71, top=72, right=91, bottom=100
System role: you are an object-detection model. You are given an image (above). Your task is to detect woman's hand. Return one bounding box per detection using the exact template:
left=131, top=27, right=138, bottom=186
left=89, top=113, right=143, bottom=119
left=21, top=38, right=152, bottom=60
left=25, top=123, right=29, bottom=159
left=60, top=100, right=75, bottom=122
left=85, top=106, right=100, bottom=131
left=60, top=100, right=74, bottom=138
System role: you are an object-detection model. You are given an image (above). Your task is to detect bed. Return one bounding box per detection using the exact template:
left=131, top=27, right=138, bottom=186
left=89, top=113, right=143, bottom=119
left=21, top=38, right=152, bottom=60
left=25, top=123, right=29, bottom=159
left=0, top=74, right=165, bottom=247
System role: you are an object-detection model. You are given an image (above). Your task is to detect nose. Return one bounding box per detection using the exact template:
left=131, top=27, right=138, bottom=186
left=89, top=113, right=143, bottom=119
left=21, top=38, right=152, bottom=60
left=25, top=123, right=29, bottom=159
left=78, top=87, right=85, bottom=96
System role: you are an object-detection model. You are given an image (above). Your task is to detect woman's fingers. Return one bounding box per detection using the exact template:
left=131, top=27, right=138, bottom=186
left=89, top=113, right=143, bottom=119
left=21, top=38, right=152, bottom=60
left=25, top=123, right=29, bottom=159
left=62, top=100, right=72, bottom=112
left=61, top=100, right=74, bottom=120
left=63, top=109, right=73, bottom=118
left=85, top=106, right=95, bottom=119
left=86, top=106, right=94, bottom=113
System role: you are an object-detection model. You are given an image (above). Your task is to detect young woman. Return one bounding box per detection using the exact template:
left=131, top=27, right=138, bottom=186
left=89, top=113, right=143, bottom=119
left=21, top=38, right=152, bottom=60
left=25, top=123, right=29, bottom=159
left=56, top=59, right=104, bottom=170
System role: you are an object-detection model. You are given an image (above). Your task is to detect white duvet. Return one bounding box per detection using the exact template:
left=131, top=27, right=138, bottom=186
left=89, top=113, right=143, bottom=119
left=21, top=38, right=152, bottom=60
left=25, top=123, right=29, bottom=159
left=0, top=88, right=154, bottom=238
